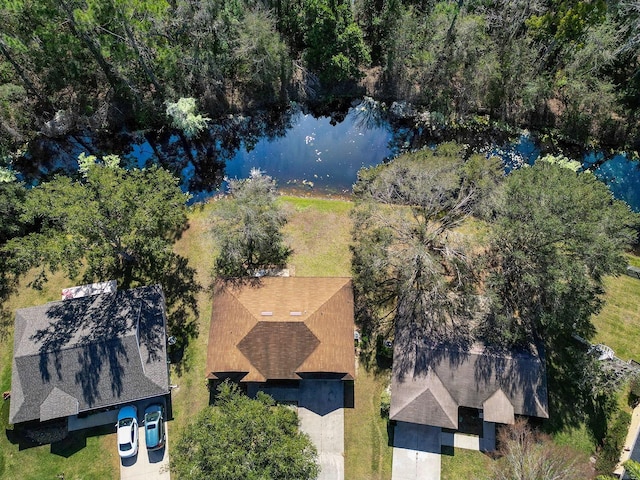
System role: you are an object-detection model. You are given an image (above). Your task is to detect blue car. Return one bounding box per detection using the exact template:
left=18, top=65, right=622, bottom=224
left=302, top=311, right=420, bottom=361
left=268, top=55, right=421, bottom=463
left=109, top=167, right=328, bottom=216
left=144, top=404, right=165, bottom=451
left=116, top=406, right=138, bottom=458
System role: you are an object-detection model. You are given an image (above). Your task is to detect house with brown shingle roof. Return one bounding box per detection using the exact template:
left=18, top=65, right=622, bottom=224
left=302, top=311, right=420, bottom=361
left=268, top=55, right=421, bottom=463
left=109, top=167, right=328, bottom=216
left=390, top=325, right=548, bottom=452
left=206, top=277, right=355, bottom=387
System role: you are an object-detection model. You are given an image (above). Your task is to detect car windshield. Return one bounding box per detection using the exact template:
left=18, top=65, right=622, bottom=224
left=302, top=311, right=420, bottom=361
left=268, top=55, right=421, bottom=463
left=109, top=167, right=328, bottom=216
left=146, top=412, right=160, bottom=422
left=118, top=418, right=133, bottom=427
left=119, top=442, right=132, bottom=451
left=147, top=424, right=156, bottom=430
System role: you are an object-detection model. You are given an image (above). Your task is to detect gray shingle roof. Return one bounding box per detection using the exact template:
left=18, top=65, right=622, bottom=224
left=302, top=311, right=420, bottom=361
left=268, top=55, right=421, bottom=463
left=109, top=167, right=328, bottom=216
left=9, top=285, right=169, bottom=424
left=390, top=330, right=549, bottom=429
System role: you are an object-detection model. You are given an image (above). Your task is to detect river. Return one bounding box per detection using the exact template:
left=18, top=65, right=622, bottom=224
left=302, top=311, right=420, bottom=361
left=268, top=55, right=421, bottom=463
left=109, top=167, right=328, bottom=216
left=15, top=99, right=640, bottom=211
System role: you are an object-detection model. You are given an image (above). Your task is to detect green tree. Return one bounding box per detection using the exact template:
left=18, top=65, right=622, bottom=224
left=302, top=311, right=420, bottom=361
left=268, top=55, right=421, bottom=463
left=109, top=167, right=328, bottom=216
left=481, top=161, right=639, bottom=347
left=0, top=181, right=28, bottom=332
left=625, top=460, right=640, bottom=480
left=165, top=97, right=210, bottom=139
left=5, top=154, right=199, bottom=344
left=171, top=382, right=319, bottom=480
left=212, top=169, right=291, bottom=278
left=303, top=0, right=370, bottom=85
left=351, top=143, right=500, bottom=344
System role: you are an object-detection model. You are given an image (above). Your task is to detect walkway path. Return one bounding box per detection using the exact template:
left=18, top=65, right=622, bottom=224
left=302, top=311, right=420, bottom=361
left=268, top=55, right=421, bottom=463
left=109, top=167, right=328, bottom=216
left=615, top=403, right=640, bottom=478
left=298, top=380, right=345, bottom=480
left=392, top=422, right=441, bottom=480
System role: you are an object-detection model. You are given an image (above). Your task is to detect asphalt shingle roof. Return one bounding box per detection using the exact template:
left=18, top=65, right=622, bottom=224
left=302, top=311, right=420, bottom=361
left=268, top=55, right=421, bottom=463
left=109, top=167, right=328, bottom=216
left=9, top=285, right=169, bottom=424
left=206, top=277, right=355, bottom=382
left=390, top=330, right=549, bottom=429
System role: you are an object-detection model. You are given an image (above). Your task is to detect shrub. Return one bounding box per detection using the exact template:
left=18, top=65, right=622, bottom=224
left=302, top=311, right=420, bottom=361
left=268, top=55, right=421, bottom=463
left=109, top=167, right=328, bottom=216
left=629, top=376, right=640, bottom=407
left=380, top=387, right=391, bottom=418
left=596, top=410, right=632, bottom=474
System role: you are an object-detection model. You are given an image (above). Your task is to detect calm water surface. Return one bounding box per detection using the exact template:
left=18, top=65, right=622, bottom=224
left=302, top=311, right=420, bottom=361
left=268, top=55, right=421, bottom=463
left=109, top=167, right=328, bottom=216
left=18, top=100, right=640, bottom=211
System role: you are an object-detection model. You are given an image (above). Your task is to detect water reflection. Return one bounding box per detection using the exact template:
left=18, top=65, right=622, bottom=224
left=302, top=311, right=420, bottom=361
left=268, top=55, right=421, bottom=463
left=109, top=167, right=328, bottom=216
left=13, top=99, right=640, bottom=212
left=224, top=102, right=393, bottom=193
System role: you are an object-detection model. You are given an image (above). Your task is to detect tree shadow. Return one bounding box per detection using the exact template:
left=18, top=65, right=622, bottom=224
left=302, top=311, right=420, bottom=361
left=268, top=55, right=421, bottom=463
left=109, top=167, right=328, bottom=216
left=29, top=293, right=136, bottom=408
left=542, top=339, right=612, bottom=443
left=134, top=252, right=202, bottom=375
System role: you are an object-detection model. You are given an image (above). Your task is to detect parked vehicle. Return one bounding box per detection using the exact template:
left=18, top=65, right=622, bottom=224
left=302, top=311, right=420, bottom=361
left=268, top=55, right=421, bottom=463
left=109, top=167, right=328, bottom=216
left=144, top=404, right=165, bottom=451
left=117, top=406, right=138, bottom=458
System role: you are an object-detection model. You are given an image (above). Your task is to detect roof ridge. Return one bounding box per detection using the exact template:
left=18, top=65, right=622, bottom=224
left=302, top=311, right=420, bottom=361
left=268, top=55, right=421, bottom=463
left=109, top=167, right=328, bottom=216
left=305, top=279, right=351, bottom=328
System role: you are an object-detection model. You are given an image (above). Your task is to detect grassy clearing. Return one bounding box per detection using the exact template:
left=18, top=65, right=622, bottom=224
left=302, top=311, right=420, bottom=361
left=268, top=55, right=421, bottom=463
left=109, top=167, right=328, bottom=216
left=281, top=196, right=353, bottom=277
left=344, top=364, right=393, bottom=480
left=553, top=423, right=596, bottom=456
left=592, top=274, right=640, bottom=361
left=441, top=448, right=493, bottom=480
left=168, top=201, right=216, bottom=436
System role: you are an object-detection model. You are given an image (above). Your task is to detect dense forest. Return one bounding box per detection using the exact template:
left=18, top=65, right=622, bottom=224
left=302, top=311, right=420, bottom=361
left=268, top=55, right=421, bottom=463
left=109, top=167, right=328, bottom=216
left=1, top=0, right=640, bottom=163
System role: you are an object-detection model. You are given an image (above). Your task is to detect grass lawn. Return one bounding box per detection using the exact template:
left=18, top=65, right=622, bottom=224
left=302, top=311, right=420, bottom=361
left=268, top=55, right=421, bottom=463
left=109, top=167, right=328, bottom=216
left=592, top=272, right=640, bottom=361
left=441, top=448, right=493, bottom=480
left=344, top=364, right=393, bottom=480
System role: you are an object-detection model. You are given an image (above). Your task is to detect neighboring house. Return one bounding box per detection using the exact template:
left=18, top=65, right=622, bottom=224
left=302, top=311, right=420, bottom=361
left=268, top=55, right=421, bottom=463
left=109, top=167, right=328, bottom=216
left=9, top=284, right=170, bottom=429
left=206, top=277, right=355, bottom=389
left=390, top=333, right=548, bottom=451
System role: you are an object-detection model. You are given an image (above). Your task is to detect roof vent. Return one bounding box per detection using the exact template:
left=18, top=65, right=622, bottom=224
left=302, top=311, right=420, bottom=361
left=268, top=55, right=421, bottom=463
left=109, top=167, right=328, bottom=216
left=260, top=311, right=273, bottom=316
left=290, top=311, right=302, bottom=316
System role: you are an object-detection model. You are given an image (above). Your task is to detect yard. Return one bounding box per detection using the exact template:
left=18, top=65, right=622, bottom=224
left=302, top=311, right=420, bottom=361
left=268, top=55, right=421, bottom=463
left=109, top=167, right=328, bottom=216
left=0, top=192, right=638, bottom=480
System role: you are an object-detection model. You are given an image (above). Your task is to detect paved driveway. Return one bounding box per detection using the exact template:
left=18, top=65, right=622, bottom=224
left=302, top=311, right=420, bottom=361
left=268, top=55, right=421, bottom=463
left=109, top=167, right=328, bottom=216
left=120, top=423, right=170, bottom=480
left=392, top=422, right=441, bottom=480
left=298, top=380, right=345, bottom=480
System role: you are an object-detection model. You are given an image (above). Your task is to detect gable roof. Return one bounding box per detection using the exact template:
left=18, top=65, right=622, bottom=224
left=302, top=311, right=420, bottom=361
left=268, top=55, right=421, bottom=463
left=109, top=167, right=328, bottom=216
left=206, top=277, right=355, bottom=382
left=390, top=332, right=548, bottom=429
left=9, top=285, right=169, bottom=424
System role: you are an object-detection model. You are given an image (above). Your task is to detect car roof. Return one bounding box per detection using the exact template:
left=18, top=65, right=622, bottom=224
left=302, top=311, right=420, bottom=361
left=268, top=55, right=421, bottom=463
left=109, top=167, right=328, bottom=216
left=144, top=403, right=163, bottom=415
left=118, top=421, right=135, bottom=444
left=118, top=405, right=137, bottom=421
left=145, top=420, right=160, bottom=446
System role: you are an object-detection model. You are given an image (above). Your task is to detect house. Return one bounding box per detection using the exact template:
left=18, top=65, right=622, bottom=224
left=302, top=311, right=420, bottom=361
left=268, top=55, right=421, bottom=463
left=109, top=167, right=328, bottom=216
left=206, top=277, right=355, bottom=390
left=390, top=332, right=548, bottom=451
left=9, top=284, right=170, bottom=429
left=207, top=277, right=355, bottom=480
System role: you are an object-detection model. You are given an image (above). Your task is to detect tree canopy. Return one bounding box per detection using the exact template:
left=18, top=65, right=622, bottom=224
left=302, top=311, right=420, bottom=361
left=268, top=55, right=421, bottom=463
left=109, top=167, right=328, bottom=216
left=171, top=382, right=319, bottom=480
left=351, top=144, right=639, bottom=369
left=212, top=169, right=291, bottom=278
left=4, top=155, right=199, bottom=344
left=2, top=0, right=640, bottom=155
left=351, top=143, right=501, bottom=344
left=480, top=161, right=639, bottom=348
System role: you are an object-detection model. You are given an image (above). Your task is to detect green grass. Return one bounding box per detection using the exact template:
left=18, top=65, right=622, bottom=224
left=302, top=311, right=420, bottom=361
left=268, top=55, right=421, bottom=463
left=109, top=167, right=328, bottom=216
left=344, top=366, right=393, bottom=480
left=553, top=423, right=596, bottom=456
left=626, top=253, right=640, bottom=268
left=281, top=196, right=353, bottom=277
left=441, top=448, right=493, bottom=480
left=592, top=274, right=640, bottom=361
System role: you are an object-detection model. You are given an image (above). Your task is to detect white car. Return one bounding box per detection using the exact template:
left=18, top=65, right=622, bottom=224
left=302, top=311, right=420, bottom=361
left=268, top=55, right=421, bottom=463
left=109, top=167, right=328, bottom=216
left=117, top=406, right=139, bottom=458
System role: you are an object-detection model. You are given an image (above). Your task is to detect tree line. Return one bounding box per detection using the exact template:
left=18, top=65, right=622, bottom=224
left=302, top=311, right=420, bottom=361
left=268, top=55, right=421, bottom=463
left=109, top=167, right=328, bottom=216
left=1, top=0, right=640, bottom=163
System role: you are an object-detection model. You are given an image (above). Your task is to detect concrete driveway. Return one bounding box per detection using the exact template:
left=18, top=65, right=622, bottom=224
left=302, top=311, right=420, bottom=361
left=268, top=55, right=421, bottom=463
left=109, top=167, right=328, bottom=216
left=120, top=423, right=170, bottom=480
left=298, top=380, right=345, bottom=480
left=392, top=422, right=441, bottom=480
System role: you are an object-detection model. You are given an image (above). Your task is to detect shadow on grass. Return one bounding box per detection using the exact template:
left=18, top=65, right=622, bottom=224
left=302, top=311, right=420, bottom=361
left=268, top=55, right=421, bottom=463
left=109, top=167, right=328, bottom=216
left=6, top=422, right=113, bottom=456
left=542, top=339, right=613, bottom=451
left=387, top=420, right=395, bottom=447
